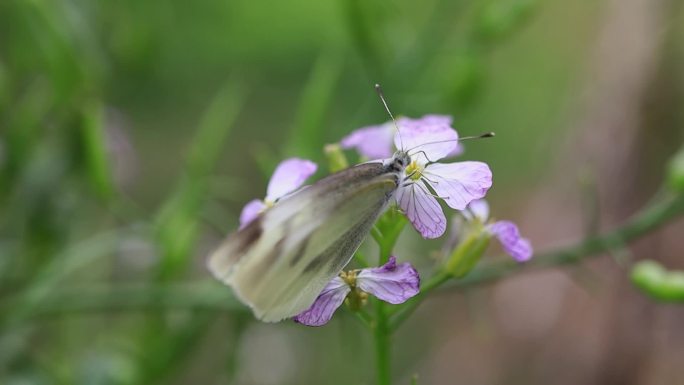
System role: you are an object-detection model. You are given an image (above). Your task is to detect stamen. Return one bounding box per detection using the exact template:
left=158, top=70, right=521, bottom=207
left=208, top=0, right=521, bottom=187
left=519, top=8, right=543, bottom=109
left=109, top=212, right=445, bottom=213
left=405, top=181, right=449, bottom=200
left=340, top=270, right=358, bottom=287
left=403, top=171, right=417, bottom=182
left=420, top=174, right=439, bottom=184
left=404, top=160, right=423, bottom=181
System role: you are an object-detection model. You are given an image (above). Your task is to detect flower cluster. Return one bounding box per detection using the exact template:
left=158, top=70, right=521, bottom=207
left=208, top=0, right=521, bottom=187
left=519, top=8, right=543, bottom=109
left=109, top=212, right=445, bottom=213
left=343, top=114, right=491, bottom=239
left=236, top=114, right=532, bottom=326
left=462, top=199, right=532, bottom=262
left=294, top=256, right=420, bottom=326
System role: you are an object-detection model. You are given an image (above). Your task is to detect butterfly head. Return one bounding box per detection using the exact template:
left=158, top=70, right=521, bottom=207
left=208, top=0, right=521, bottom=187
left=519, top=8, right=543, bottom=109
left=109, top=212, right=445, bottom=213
left=388, top=150, right=411, bottom=173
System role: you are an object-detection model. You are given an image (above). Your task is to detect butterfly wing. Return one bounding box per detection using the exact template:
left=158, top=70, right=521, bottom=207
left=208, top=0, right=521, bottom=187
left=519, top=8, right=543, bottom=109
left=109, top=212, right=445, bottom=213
left=208, top=162, right=398, bottom=322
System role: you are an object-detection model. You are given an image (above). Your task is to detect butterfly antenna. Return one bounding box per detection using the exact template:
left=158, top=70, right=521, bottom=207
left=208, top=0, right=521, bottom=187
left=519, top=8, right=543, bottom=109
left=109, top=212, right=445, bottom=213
left=460, top=132, right=495, bottom=141
left=405, top=131, right=495, bottom=153
left=374, top=84, right=404, bottom=150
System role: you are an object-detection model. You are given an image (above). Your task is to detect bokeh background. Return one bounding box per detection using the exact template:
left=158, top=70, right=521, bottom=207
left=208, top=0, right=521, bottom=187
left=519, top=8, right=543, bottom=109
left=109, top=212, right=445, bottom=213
left=2, top=0, right=684, bottom=384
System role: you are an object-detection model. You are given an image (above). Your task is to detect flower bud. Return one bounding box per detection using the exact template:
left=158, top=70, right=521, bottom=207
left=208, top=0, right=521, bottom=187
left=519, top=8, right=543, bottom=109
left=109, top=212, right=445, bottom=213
left=324, top=143, right=349, bottom=173
left=631, top=260, right=684, bottom=302
left=445, top=231, right=491, bottom=278
left=667, top=146, right=684, bottom=193
left=660, top=272, right=684, bottom=301
left=631, top=260, right=664, bottom=290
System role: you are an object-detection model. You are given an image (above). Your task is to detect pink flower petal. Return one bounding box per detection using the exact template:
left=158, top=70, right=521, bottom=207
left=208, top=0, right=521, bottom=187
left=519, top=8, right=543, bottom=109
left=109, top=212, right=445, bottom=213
left=394, top=115, right=458, bottom=162
left=265, top=158, right=317, bottom=202
left=293, top=277, right=350, bottom=327
left=418, top=114, right=453, bottom=126
left=238, top=199, right=266, bottom=229
left=340, top=122, right=395, bottom=159
left=357, top=256, right=420, bottom=304
left=423, top=161, right=492, bottom=210
left=488, top=220, right=533, bottom=262
left=396, top=182, right=447, bottom=239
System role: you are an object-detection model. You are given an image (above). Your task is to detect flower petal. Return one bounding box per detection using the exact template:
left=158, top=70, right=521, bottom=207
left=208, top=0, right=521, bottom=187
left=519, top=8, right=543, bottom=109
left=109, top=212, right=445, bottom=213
left=357, top=256, right=420, bottom=304
left=265, top=158, right=317, bottom=202
left=488, top=220, right=533, bottom=262
left=340, top=122, right=395, bottom=159
left=395, top=115, right=458, bottom=162
left=417, top=114, right=453, bottom=126
left=423, top=161, right=492, bottom=210
left=239, top=199, right=266, bottom=229
left=396, top=182, right=447, bottom=239
left=293, top=277, right=350, bottom=327
left=463, top=199, right=490, bottom=222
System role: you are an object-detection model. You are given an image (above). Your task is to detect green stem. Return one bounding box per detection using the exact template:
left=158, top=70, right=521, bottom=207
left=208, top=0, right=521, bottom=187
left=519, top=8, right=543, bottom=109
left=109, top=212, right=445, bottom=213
left=0, top=281, right=245, bottom=323
left=458, top=192, right=684, bottom=287
left=389, top=270, right=450, bottom=331
left=379, top=242, right=393, bottom=265
left=354, top=308, right=374, bottom=329
left=354, top=251, right=370, bottom=268
left=374, top=301, right=391, bottom=385
left=371, top=213, right=405, bottom=385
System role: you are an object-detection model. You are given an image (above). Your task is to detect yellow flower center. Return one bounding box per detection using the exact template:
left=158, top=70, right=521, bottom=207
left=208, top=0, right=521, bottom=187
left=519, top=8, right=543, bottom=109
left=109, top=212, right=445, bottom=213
left=340, top=270, right=358, bottom=287
left=339, top=270, right=368, bottom=311
left=405, top=160, right=424, bottom=181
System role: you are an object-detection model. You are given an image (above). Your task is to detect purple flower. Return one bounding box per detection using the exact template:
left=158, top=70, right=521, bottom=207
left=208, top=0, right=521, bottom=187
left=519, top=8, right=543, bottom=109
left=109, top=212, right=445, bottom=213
left=239, top=158, right=317, bottom=229
left=393, top=116, right=492, bottom=239
left=340, top=115, right=463, bottom=160
left=294, top=256, right=420, bottom=327
left=464, top=199, right=533, bottom=262
left=340, top=121, right=396, bottom=159
left=342, top=115, right=488, bottom=239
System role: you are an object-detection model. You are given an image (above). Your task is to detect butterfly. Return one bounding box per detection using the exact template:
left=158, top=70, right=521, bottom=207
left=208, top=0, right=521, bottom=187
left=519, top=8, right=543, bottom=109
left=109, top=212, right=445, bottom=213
left=207, top=150, right=411, bottom=322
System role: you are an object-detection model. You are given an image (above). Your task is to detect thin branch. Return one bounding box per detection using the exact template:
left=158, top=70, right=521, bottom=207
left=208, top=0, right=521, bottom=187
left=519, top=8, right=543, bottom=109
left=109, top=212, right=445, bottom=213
left=0, top=281, right=246, bottom=324
left=458, top=192, right=684, bottom=287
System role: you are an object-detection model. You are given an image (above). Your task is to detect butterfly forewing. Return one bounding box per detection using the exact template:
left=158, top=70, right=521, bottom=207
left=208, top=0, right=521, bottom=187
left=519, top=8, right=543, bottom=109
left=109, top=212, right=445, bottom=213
left=208, top=162, right=399, bottom=322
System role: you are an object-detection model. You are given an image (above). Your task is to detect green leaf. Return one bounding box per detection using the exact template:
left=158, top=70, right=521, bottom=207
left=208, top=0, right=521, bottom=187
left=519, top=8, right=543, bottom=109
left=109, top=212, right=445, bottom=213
left=79, top=102, right=114, bottom=200
left=285, top=52, right=343, bottom=159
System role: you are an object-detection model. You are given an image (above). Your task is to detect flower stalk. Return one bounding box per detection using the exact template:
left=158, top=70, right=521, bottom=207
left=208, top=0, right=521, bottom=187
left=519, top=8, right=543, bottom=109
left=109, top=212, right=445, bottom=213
left=445, top=231, right=490, bottom=278
left=370, top=209, right=407, bottom=385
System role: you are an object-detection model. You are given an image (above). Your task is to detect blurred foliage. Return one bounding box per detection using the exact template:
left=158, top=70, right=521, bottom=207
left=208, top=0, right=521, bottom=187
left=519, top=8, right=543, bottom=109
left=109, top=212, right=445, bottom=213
left=2, top=0, right=672, bottom=384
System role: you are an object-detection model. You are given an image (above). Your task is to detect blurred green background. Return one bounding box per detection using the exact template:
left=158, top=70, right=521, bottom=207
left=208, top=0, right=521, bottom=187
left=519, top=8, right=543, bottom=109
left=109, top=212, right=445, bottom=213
left=2, top=0, right=684, bottom=384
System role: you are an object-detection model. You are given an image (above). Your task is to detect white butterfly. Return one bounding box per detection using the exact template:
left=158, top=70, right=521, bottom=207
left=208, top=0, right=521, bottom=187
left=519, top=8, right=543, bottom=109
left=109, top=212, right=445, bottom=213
left=207, top=152, right=411, bottom=322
